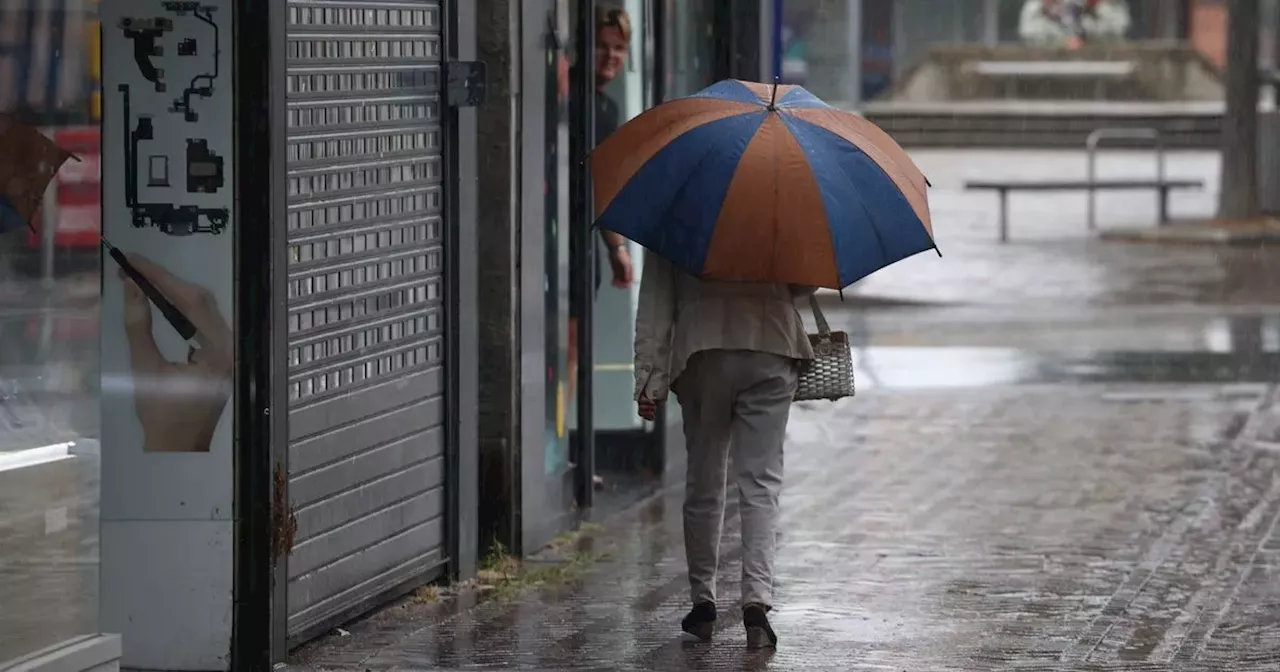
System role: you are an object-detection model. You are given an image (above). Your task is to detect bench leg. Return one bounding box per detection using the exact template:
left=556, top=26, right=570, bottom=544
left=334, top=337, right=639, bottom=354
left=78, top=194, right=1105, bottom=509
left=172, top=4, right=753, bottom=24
left=998, top=189, right=1009, bottom=243
left=1157, top=186, right=1169, bottom=226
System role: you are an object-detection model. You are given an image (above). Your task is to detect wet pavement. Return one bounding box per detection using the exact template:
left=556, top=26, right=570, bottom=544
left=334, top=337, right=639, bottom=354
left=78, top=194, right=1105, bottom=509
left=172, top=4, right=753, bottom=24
left=840, top=150, right=1280, bottom=307
left=290, top=150, right=1280, bottom=671
left=294, top=385, right=1280, bottom=671
left=3, top=150, right=1279, bottom=669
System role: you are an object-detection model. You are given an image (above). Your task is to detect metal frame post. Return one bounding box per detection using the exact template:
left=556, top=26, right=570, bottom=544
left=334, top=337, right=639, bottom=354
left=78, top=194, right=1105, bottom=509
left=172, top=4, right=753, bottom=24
left=846, top=0, right=864, bottom=108
left=998, top=188, right=1009, bottom=243
left=573, top=0, right=597, bottom=512
left=445, top=0, right=481, bottom=582
left=40, top=180, right=57, bottom=286
left=1085, top=127, right=1165, bottom=230
left=231, top=0, right=281, bottom=666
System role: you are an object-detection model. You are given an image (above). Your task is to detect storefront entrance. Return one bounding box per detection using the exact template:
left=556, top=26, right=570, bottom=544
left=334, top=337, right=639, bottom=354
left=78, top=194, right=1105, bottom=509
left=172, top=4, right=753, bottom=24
left=280, top=0, right=477, bottom=649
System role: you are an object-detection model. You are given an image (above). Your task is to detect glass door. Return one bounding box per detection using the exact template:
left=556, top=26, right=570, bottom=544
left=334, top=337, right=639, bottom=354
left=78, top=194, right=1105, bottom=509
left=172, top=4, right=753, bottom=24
left=537, top=0, right=576, bottom=539
left=568, top=0, right=665, bottom=514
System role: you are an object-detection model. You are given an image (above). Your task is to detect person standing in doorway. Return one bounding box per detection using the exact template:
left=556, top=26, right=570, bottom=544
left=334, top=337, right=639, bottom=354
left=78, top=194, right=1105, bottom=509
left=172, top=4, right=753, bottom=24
left=566, top=5, right=635, bottom=489
left=634, top=252, right=816, bottom=649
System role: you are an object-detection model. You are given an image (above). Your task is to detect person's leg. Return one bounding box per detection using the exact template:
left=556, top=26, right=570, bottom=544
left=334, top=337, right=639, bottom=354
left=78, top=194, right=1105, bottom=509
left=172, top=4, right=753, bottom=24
left=677, top=352, right=735, bottom=619
left=729, top=352, right=797, bottom=647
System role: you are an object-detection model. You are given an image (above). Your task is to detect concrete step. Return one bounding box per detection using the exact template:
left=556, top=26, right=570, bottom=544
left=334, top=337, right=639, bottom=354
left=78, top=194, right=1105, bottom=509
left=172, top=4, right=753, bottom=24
left=863, top=105, right=1223, bottom=150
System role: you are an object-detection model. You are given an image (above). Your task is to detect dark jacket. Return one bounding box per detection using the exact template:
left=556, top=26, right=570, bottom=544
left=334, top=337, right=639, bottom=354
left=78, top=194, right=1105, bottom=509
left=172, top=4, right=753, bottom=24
left=568, top=67, right=623, bottom=307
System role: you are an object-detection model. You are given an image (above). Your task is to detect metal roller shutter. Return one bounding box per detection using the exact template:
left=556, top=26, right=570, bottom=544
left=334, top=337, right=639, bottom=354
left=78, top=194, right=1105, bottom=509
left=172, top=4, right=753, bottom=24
left=284, top=0, right=449, bottom=639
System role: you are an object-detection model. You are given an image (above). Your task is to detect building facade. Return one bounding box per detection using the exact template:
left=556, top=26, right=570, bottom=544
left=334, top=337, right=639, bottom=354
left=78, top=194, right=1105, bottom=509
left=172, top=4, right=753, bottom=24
left=0, top=0, right=763, bottom=669
left=1, top=0, right=482, bottom=669
left=776, top=0, right=1279, bottom=107
left=7, top=0, right=1270, bottom=668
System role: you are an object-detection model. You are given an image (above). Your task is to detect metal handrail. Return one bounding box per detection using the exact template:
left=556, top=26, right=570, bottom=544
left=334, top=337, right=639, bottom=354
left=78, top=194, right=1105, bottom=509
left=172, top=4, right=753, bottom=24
left=1085, top=127, right=1165, bottom=230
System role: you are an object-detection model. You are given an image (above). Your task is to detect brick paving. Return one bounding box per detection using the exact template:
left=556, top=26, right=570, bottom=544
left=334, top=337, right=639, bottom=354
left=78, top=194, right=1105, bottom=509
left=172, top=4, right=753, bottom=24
left=293, top=383, right=1280, bottom=671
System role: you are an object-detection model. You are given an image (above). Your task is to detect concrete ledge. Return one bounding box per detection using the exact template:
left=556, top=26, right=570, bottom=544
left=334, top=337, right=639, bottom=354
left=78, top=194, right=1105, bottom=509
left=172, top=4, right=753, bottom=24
left=2, top=635, right=122, bottom=672
left=1100, top=218, right=1280, bottom=245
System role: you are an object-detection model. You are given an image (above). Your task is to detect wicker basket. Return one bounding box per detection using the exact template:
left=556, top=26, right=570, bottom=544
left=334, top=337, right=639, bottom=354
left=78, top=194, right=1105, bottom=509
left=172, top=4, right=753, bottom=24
left=794, top=295, right=855, bottom=402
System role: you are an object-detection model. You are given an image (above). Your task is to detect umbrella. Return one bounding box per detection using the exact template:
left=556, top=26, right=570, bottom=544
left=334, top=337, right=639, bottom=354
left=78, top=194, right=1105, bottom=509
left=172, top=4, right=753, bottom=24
left=0, top=114, right=75, bottom=235
left=591, top=79, right=935, bottom=290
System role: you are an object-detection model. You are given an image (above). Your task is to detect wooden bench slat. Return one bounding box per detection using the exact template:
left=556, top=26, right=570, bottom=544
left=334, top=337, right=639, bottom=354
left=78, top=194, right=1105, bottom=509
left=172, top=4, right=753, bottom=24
left=966, top=180, right=1203, bottom=190
left=970, top=61, right=1137, bottom=78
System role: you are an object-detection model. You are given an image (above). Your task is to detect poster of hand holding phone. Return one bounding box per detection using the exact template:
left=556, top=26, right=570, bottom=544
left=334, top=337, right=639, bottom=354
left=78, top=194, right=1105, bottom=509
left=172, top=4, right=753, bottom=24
left=98, top=2, right=238, bottom=665
left=100, top=0, right=233, bottom=457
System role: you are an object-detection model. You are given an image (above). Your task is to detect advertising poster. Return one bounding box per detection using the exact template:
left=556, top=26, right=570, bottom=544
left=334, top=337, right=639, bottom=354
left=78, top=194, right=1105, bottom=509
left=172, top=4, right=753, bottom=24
left=100, top=0, right=233, bottom=456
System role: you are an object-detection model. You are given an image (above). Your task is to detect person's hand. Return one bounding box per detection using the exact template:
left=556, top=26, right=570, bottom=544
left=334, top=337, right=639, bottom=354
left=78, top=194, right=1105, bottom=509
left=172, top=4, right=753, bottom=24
left=1065, top=34, right=1084, bottom=50
left=119, top=253, right=233, bottom=453
left=637, top=394, right=662, bottom=422
left=608, top=244, right=634, bottom=288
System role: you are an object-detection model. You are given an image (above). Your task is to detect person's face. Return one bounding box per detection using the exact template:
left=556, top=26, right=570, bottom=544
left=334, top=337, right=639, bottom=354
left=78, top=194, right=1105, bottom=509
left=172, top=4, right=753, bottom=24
left=595, top=26, right=628, bottom=86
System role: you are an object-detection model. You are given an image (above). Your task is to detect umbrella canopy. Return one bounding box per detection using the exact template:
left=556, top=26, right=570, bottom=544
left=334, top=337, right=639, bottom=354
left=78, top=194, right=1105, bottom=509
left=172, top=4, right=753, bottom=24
left=591, top=80, right=935, bottom=289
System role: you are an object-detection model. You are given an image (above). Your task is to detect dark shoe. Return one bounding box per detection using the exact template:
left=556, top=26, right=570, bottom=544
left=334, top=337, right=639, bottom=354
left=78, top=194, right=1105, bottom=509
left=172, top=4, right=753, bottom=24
left=681, top=601, right=717, bottom=641
left=743, top=603, right=777, bottom=649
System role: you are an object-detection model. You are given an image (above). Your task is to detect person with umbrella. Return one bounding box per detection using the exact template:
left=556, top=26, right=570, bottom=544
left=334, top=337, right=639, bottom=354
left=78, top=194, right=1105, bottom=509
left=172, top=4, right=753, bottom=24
left=593, top=80, right=935, bottom=648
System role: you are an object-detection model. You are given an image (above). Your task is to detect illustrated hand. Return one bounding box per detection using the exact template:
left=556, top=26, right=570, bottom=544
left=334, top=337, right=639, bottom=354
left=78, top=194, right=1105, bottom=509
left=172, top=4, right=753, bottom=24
left=637, top=394, right=662, bottom=422
left=119, top=253, right=233, bottom=453
left=608, top=245, right=634, bottom=288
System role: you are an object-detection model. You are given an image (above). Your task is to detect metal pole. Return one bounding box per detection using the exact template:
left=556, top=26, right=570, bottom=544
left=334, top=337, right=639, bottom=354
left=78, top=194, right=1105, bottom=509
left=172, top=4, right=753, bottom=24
left=983, top=0, right=1000, bottom=45
left=574, top=0, right=597, bottom=512
left=999, top=189, right=1009, bottom=243
left=1085, top=127, right=1161, bottom=231
left=40, top=174, right=57, bottom=287
left=1087, top=135, right=1098, bottom=231
left=1155, top=132, right=1167, bottom=225
left=845, top=0, right=863, bottom=108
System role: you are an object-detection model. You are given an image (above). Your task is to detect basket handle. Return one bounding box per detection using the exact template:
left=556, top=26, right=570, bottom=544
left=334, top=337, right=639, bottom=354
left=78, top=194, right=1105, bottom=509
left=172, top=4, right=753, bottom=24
left=808, top=294, right=831, bottom=337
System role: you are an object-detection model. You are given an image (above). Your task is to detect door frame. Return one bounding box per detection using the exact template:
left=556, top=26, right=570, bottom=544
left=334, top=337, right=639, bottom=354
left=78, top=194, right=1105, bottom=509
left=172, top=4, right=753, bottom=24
left=230, top=0, right=285, bottom=667
left=239, top=0, right=480, bottom=664
left=444, top=0, right=481, bottom=586
left=571, top=0, right=598, bottom=511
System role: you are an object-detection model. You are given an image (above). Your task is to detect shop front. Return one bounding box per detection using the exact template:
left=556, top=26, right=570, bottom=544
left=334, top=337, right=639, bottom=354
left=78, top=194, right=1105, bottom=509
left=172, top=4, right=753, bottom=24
left=503, top=0, right=770, bottom=554
left=1, top=0, right=480, bottom=669
left=0, top=0, right=119, bottom=668
left=563, top=0, right=768, bottom=520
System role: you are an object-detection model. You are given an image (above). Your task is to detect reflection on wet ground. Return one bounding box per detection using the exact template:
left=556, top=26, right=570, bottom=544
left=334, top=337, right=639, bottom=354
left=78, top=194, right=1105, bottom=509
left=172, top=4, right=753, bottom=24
left=296, top=303, right=1280, bottom=666
left=854, top=346, right=1280, bottom=388
left=293, top=155, right=1280, bottom=668
left=296, top=385, right=1280, bottom=671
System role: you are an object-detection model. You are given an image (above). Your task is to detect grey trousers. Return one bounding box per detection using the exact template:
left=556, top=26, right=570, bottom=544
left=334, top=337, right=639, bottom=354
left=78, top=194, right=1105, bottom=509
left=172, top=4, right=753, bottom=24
left=674, top=349, right=798, bottom=609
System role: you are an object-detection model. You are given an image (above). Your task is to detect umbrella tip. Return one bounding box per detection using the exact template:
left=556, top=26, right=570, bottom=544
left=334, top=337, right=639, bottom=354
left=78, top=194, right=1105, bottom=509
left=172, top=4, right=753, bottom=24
left=768, top=77, right=779, bottom=110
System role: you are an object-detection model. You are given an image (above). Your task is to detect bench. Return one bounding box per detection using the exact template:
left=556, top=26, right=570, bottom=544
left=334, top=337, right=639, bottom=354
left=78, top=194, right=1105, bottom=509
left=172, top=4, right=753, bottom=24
left=965, top=179, right=1205, bottom=242
left=969, top=60, right=1136, bottom=78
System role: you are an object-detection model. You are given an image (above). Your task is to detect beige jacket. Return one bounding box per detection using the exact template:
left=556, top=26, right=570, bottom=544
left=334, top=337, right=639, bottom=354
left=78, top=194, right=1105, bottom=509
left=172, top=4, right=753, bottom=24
left=633, top=253, right=815, bottom=401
